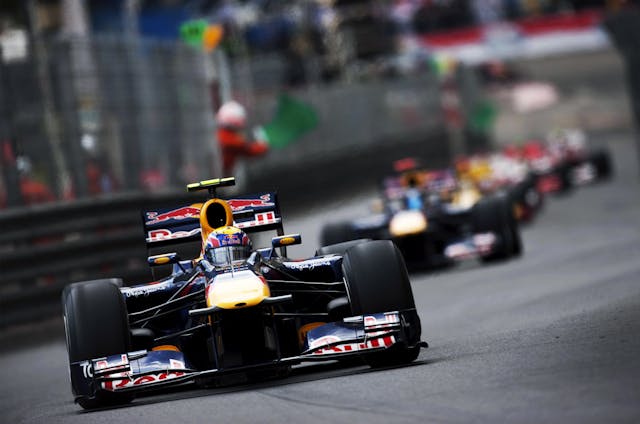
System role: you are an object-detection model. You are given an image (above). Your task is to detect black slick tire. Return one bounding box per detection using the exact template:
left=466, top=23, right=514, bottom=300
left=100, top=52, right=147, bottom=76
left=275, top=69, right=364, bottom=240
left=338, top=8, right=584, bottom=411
left=591, top=149, right=613, bottom=180
left=62, top=279, right=133, bottom=409
left=315, top=239, right=370, bottom=256
left=342, top=240, right=421, bottom=367
left=320, top=221, right=356, bottom=246
left=472, top=196, right=520, bottom=262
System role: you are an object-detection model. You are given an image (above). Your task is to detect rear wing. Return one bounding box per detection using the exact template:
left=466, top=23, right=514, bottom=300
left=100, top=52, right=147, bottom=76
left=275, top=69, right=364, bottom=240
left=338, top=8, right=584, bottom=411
left=142, top=192, right=284, bottom=249
left=383, top=169, right=457, bottom=199
left=228, top=192, right=283, bottom=233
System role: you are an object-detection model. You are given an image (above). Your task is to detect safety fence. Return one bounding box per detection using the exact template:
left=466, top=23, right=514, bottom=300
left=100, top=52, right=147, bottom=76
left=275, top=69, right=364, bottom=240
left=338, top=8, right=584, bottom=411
left=0, top=36, right=219, bottom=207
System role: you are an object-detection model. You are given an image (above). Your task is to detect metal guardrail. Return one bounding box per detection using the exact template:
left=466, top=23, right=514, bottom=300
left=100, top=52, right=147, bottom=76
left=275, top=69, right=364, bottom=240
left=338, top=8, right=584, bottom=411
left=0, top=190, right=203, bottom=328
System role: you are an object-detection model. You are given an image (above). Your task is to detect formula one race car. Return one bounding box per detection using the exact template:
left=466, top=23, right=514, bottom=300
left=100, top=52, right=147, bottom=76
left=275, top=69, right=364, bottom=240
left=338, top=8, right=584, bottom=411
left=455, top=153, right=543, bottom=223
left=320, top=165, right=521, bottom=270
left=62, top=178, right=425, bottom=409
left=517, top=140, right=570, bottom=194
left=546, top=128, right=613, bottom=187
left=517, top=129, right=612, bottom=194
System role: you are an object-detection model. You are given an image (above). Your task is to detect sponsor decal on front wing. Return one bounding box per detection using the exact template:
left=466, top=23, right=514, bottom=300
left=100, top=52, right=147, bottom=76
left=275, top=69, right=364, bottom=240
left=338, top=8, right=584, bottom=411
left=92, top=351, right=189, bottom=392
left=444, top=233, right=496, bottom=260
left=364, top=312, right=401, bottom=329
left=309, top=335, right=396, bottom=355
left=102, top=369, right=186, bottom=391
left=305, top=312, right=401, bottom=356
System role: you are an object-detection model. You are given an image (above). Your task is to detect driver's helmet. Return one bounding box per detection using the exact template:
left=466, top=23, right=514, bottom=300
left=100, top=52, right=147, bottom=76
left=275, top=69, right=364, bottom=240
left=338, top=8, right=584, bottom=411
left=216, top=101, right=247, bottom=130
left=204, top=226, right=252, bottom=267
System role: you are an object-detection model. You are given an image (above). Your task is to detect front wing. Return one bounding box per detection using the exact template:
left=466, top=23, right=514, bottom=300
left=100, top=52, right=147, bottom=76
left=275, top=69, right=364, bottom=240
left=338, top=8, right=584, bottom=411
left=69, top=311, right=421, bottom=401
left=442, top=233, right=498, bottom=261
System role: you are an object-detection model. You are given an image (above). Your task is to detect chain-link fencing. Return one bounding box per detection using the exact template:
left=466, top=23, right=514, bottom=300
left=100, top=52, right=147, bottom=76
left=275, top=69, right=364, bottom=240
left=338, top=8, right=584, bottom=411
left=0, top=35, right=219, bottom=208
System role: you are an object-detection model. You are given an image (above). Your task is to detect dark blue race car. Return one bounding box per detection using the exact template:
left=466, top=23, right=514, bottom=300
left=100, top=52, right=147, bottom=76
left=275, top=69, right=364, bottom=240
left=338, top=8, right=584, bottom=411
left=62, top=177, right=426, bottom=409
left=320, top=167, right=522, bottom=270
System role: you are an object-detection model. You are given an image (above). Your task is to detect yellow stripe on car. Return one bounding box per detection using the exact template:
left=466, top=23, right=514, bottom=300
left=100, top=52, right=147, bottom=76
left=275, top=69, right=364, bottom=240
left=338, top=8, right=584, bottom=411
left=206, top=270, right=270, bottom=309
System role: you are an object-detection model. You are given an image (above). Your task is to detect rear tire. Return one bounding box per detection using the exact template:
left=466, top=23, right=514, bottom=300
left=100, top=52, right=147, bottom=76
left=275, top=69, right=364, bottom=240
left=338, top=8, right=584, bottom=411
left=509, top=173, right=543, bottom=223
left=315, top=239, right=370, bottom=256
left=320, top=221, right=356, bottom=246
left=557, top=163, right=574, bottom=194
left=342, top=240, right=421, bottom=367
left=472, top=196, right=520, bottom=262
left=591, top=149, right=613, bottom=180
left=511, top=221, right=523, bottom=257
left=62, top=279, right=133, bottom=409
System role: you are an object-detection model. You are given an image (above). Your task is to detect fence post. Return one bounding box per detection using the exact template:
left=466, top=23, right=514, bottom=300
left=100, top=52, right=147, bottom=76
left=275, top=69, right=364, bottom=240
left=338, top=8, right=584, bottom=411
left=26, top=0, right=73, bottom=199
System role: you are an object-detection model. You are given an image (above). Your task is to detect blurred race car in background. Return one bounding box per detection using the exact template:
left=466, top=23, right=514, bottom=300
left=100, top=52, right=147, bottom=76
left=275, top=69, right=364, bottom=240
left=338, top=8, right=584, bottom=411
left=454, top=153, right=543, bottom=223
left=546, top=128, right=613, bottom=187
left=512, top=128, right=613, bottom=194
left=321, top=161, right=521, bottom=270
left=62, top=177, right=426, bottom=409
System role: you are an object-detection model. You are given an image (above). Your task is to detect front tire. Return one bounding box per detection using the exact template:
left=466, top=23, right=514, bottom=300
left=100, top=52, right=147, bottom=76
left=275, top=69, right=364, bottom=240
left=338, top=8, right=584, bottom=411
left=62, top=279, right=133, bottom=409
left=472, top=196, right=521, bottom=262
left=342, top=240, right=421, bottom=367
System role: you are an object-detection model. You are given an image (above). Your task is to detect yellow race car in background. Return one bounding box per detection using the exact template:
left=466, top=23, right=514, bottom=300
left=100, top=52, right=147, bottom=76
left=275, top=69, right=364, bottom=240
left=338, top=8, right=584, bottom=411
left=321, top=161, right=522, bottom=270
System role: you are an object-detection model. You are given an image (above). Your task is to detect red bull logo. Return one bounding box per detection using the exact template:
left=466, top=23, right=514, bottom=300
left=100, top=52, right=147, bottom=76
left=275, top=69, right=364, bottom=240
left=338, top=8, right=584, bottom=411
left=146, top=205, right=201, bottom=225
left=227, top=194, right=274, bottom=211
left=310, top=335, right=396, bottom=355
left=147, top=228, right=200, bottom=243
left=205, top=230, right=248, bottom=248
left=102, top=370, right=186, bottom=392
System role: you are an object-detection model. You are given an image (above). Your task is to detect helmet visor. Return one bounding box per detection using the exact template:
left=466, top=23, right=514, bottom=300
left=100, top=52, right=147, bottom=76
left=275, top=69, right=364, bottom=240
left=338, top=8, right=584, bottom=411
left=206, top=246, right=249, bottom=267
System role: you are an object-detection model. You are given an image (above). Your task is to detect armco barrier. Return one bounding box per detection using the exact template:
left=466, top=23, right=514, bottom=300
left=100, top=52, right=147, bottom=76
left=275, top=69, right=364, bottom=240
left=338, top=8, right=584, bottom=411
left=0, top=191, right=201, bottom=328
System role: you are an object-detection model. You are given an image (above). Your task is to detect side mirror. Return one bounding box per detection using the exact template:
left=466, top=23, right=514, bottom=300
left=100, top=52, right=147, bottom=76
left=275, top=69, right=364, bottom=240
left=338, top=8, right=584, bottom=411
left=147, top=252, right=180, bottom=266
left=271, top=234, right=302, bottom=248
left=148, top=252, right=188, bottom=273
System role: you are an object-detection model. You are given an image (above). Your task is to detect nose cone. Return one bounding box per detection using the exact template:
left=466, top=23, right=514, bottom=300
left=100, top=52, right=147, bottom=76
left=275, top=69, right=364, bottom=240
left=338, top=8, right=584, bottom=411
left=206, top=270, right=270, bottom=309
left=389, top=210, right=428, bottom=237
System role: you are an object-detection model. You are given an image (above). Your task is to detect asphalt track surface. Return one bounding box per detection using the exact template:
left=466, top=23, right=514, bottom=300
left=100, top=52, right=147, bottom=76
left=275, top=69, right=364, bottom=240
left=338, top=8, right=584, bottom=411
left=2, top=131, right=639, bottom=424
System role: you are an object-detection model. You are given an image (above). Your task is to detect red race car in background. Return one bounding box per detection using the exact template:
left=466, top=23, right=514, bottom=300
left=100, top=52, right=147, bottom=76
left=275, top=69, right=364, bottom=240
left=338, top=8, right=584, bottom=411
left=512, top=129, right=613, bottom=194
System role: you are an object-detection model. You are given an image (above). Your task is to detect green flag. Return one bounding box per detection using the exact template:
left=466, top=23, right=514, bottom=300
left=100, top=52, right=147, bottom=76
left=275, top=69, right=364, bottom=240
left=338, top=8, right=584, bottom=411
left=179, top=19, right=208, bottom=47
left=262, top=95, right=319, bottom=149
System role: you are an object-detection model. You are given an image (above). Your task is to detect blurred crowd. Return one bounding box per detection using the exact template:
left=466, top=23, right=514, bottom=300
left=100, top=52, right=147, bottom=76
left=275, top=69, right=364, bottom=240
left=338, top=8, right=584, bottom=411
left=397, top=0, right=624, bottom=32
left=0, top=0, right=634, bottom=210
